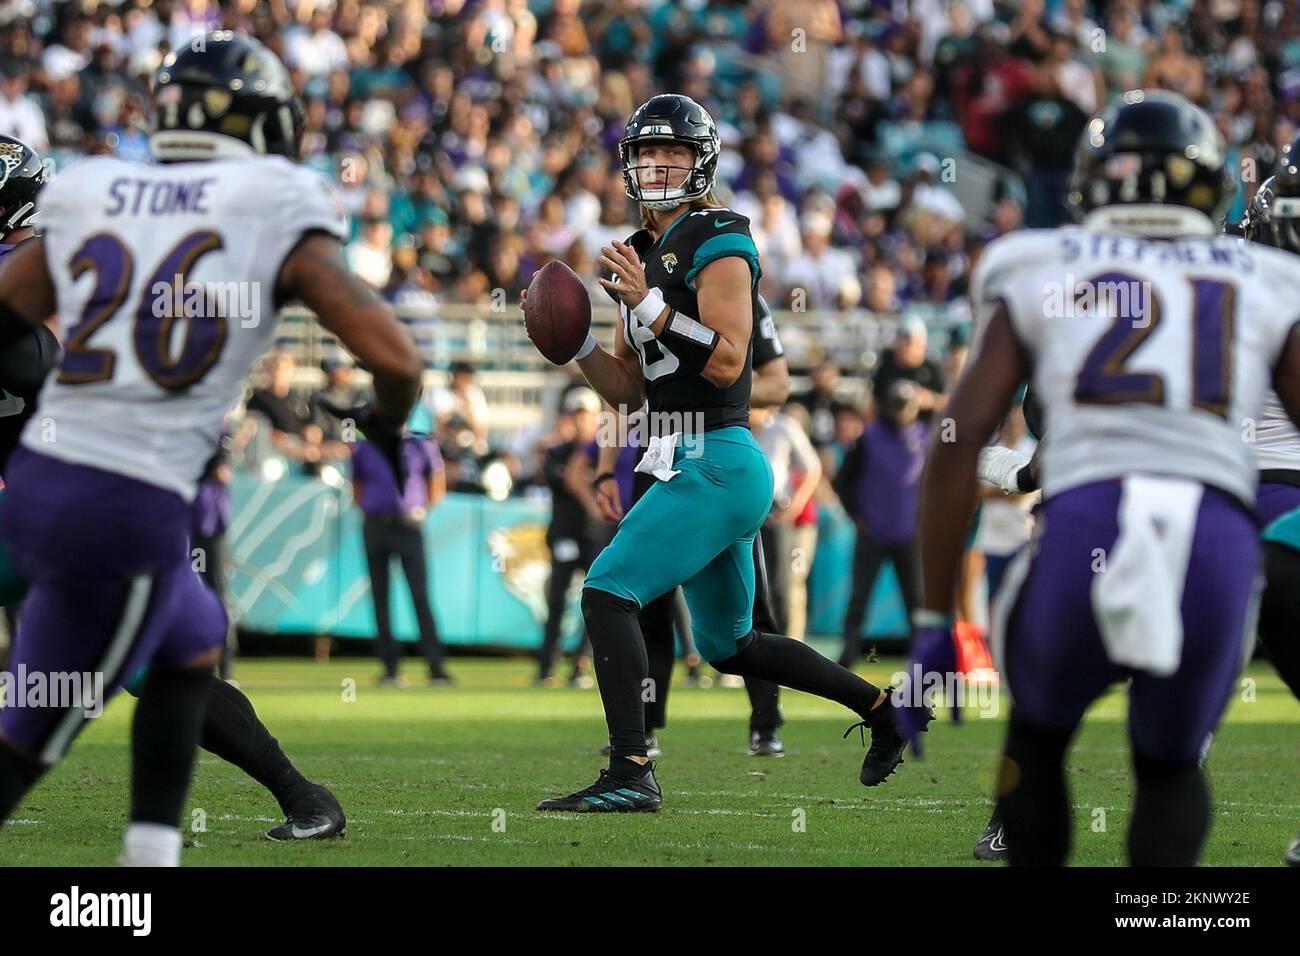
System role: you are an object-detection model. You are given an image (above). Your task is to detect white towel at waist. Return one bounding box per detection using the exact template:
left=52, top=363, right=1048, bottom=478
left=1091, top=474, right=1203, bottom=677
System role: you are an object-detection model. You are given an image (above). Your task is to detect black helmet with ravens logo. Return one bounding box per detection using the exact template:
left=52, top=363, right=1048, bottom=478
left=1067, top=89, right=1235, bottom=234
left=0, top=134, right=46, bottom=237
left=619, top=94, right=719, bottom=210
left=151, top=31, right=301, bottom=162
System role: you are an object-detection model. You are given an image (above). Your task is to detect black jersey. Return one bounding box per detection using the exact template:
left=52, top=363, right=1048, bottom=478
left=607, top=208, right=762, bottom=434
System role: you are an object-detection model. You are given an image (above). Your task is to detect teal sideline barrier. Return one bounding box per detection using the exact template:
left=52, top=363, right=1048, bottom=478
left=228, top=474, right=906, bottom=647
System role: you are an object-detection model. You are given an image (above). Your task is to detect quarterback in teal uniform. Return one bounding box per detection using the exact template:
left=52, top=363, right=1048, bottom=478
left=532, top=94, right=925, bottom=812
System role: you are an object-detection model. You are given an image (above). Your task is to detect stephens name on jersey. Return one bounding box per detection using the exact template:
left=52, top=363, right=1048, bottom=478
left=607, top=207, right=761, bottom=435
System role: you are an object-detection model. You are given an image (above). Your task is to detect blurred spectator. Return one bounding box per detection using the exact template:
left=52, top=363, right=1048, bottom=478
left=1093, top=2, right=1148, bottom=98
left=352, top=434, right=452, bottom=686
left=833, top=380, right=926, bottom=666
left=793, top=360, right=853, bottom=449
left=751, top=403, right=822, bottom=640
left=1003, top=65, right=1089, bottom=228
left=192, top=440, right=235, bottom=678
left=783, top=210, right=859, bottom=310
left=953, top=22, right=1033, bottom=163
left=1145, top=24, right=1204, bottom=105
left=872, top=317, right=946, bottom=421
left=286, top=0, right=349, bottom=77
left=247, top=351, right=334, bottom=467
left=536, top=387, right=602, bottom=687
left=431, top=360, right=490, bottom=453
left=768, top=0, right=842, bottom=108
left=310, top=349, right=367, bottom=451
left=346, top=216, right=393, bottom=289
left=0, top=62, right=48, bottom=153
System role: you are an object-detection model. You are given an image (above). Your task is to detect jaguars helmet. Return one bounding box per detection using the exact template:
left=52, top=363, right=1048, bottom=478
left=619, top=94, right=719, bottom=211
left=0, top=135, right=46, bottom=237
left=151, top=31, right=301, bottom=162
left=1067, top=90, right=1235, bottom=235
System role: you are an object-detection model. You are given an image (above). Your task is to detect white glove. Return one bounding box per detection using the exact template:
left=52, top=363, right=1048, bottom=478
left=978, top=445, right=1032, bottom=494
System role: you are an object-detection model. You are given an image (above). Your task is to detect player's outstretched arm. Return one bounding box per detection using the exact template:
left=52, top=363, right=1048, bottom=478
left=916, top=302, right=1029, bottom=616
left=279, top=233, right=422, bottom=426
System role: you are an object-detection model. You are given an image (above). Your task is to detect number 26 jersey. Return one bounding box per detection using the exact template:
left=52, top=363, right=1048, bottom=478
left=27, top=154, right=347, bottom=499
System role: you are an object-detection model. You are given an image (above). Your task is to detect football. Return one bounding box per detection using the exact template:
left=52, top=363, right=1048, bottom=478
left=524, top=260, right=592, bottom=364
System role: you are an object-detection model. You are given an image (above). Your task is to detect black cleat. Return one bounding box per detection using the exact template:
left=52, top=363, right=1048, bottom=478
left=536, top=764, right=662, bottom=813
left=1287, top=831, right=1299, bottom=867
left=973, top=809, right=1009, bottom=862
left=748, top=729, right=785, bottom=757
left=599, top=735, right=661, bottom=758
left=266, top=783, right=346, bottom=841
left=845, top=696, right=933, bottom=787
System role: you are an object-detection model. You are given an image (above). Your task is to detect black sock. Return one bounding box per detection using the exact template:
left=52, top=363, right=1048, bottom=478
left=1128, top=752, right=1210, bottom=866
left=1259, top=542, right=1300, bottom=699
left=130, top=666, right=216, bottom=827
left=0, top=739, right=45, bottom=825
left=640, top=592, right=676, bottom=731
left=200, top=675, right=310, bottom=814
left=609, top=755, right=649, bottom=780
left=998, top=715, right=1074, bottom=866
left=744, top=677, right=782, bottom=732
left=581, top=587, right=649, bottom=761
left=712, top=631, right=882, bottom=719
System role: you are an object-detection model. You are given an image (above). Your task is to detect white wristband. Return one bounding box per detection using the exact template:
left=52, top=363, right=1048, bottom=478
left=574, top=331, right=598, bottom=361
left=631, top=288, right=667, bottom=328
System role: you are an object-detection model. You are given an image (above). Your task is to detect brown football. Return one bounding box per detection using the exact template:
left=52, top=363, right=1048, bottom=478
left=524, top=260, right=593, bottom=365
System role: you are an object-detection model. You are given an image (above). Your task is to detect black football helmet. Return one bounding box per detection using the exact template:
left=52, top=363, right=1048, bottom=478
left=1242, top=175, right=1300, bottom=254
left=0, top=135, right=46, bottom=236
left=1067, top=89, right=1235, bottom=229
left=619, top=94, right=719, bottom=210
left=1278, top=129, right=1300, bottom=188
left=151, top=31, right=301, bottom=162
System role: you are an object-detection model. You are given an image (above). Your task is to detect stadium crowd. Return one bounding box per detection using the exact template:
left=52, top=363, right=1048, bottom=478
left=1, top=0, right=1298, bottom=660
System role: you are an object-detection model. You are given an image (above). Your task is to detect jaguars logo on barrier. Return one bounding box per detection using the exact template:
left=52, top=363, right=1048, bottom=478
left=487, top=523, right=553, bottom=624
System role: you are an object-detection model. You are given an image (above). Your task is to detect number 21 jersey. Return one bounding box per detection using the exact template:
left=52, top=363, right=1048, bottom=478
left=971, top=225, right=1300, bottom=505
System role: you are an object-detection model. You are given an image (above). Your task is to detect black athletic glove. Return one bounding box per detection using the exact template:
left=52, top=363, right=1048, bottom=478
left=314, top=397, right=408, bottom=488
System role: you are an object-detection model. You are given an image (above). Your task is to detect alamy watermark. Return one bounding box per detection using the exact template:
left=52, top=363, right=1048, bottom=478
left=149, top=276, right=263, bottom=328
left=594, top=407, right=708, bottom=458
left=1042, top=273, right=1154, bottom=324
left=0, top=666, right=106, bottom=719
left=889, top=664, right=1000, bottom=719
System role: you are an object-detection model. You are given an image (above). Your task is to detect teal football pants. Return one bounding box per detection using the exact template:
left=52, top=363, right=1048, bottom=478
left=584, top=426, right=775, bottom=662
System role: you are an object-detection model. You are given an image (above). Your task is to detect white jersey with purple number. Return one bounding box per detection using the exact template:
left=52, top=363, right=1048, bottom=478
left=970, top=221, right=1300, bottom=505
left=1254, top=389, right=1300, bottom=472
left=24, top=154, right=347, bottom=499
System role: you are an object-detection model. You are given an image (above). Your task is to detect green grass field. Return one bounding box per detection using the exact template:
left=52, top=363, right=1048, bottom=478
left=3, top=653, right=1296, bottom=866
